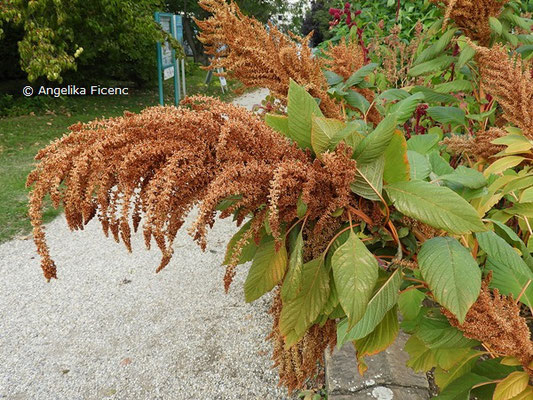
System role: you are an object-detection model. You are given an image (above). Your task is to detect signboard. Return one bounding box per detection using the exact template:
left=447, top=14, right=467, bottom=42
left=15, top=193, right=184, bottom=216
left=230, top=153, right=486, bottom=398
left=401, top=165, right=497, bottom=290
left=155, top=12, right=185, bottom=106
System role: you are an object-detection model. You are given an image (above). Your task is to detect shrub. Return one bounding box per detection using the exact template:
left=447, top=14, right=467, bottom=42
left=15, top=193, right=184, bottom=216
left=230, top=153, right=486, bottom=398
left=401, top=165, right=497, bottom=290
left=27, top=0, right=533, bottom=396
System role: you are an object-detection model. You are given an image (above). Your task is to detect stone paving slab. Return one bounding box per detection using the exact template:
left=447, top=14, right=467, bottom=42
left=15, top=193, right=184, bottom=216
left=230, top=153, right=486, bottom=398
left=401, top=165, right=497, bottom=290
left=325, top=332, right=430, bottom=400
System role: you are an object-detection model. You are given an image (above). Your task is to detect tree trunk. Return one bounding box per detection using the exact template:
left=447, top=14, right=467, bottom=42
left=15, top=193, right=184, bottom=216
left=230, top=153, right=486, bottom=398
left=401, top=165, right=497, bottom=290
left=183, top=16, right=207, bottom=65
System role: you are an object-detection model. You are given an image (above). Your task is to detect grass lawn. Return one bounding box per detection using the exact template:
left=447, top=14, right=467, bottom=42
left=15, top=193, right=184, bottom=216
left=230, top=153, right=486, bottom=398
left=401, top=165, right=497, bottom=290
left=0, top=63, right=243, bottom=243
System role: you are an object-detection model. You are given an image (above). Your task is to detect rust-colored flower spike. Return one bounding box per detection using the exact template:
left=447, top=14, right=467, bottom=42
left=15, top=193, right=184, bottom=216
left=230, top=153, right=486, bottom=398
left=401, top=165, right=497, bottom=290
left=195, top=0, right=342, bottom=119
left=27, top=96, right=359, bottom=282
left=431, top=0, right=509, bottom=44
left=442, top=127, right=506, bottom=160
left=473, top=43, right=533, bottom=139
left=443, top=275, right=533, bottom=377
left=323, top=37, right=382, bottom=126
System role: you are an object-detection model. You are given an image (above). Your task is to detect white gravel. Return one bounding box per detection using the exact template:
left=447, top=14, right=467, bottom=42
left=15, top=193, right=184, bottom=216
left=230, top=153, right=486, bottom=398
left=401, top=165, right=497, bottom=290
left=0, top=89, right=293, bottom=400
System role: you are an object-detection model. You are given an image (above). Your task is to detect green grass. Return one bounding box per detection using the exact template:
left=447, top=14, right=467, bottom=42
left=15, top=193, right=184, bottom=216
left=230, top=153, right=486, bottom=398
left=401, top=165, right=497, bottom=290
left=0, top=62, right=244, bottom=242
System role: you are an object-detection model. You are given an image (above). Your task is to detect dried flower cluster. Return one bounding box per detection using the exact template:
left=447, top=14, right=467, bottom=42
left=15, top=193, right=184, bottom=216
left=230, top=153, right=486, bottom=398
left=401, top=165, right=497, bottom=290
left=27, top=96, right=358, bottom=283
left=196, top=0, right=341, bottom=119
left=432, top=0, right=509, bottom=44
left=268, top=290, right=336, bottom=393
left=475, top=44, right=533, bottom=139
left=444, top=277, right=533, bottom=376
left=442, top=128, right=506, bottom=160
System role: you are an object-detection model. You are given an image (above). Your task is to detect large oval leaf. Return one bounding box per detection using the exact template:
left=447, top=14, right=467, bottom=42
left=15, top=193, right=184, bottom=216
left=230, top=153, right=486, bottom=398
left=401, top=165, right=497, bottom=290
left=384, top=130, right=410, bottom=183
left=332, top=231, right=379, bottom=328
left=385, top=180, right=485, bottom=234
left=353, top=115, right=397, bottom=164
left=244, top=237, right=287, bottom=302
left=287, top=79, right=323, bottom=150
left=337, top=268, right=401, bottom=345
left=311, top=115, right=345, bottom=155
left=281, top=230, right=304, bottom=302
left=419, top=237, right=481, bottom=323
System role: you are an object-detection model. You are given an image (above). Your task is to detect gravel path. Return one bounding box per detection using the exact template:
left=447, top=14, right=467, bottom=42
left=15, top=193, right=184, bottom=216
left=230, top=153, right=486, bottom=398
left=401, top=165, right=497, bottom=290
left=0, top=89, right=292, bottom=400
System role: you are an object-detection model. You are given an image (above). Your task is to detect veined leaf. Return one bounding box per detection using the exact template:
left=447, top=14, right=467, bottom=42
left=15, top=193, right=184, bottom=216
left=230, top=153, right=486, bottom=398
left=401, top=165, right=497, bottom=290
left=311, top=115, right=345, bottom=155
left=404, top=335, right=437, bottom=373
left=353, top=114, right=397, bottom=164
left=351, top=155, right=385, bottom=201
left=413, top=28, right=457, bottom=65
left=384, top=130, right=410, bottom=183
left=287, top=79, right=323, bottom=150
left=439, top=166, right=487, bottom=189
left=416, top=313, right=479, bottom=349
left=398, top=288, right=425, bottom=321
left=419, top=237, right=481, bottom=323
left=378, top=88, right=410, bottom=101
left=279, top=258, right=330, bottom=346
left=434, top=350, right=484, bottom=390
left=434, top=79, right=473, bottom=93
left=324, top=70, right=344, bottom=85
left=265, top=114, right=289, bottom=135
left=476, top=231, right=533, bottom=307
left=483, top=156, right=525, bottom=176
left=427, top=106, right=466, bottom=126
left=433, top=373, right=491, bottom=400
left=345, top=90, right=370, bottom=113
left=428, top=151, right=454, bottom=176
left=344, top=63, right=378, bottom=88
left=412, top=87, right=458, bottom=104
left=489, top=16, right=503, bottom=35
left=407, top=150, right=431, bottom=180
left=353, top=307, right=399, bottom=375
left=407, top=133, right=440, bottom=154
left=332, top=231, right=379, bottom=329
left=408, top=55, right=454, bottom=77
left=385, top=180, right=486, bottom=234
left=457, top=41, right=476, bottom=69
left=493, top=371, right=530, bottom=400
left=281, top=230, right=304, bottom=302
left=389, top=92, right=425, bottom=124
left=244, top=237, right=287, bottom=302
left=337, top=269, right=401, bottom=345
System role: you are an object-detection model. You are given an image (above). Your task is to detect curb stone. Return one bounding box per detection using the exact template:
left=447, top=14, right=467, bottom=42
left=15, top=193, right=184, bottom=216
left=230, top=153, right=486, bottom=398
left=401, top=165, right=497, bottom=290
left=325, top=332, right=430, bottom=400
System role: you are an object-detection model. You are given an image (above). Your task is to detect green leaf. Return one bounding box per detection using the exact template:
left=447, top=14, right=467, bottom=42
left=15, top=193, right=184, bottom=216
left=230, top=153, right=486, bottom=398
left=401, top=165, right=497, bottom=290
left=244, top=237, right=288, bottom=302
left=434, top=79, right=473, bottom=94
left=434, top=373, right=491, bottom=400
left=408, top=55, right=454, bottom=77
left=353, top=114, right=397, bottom=164
left=279, top=258, right=330, bottom=345
left=413, top=87, right=458, bottom=104
left=483, top=156, right=525, bottom=176
left=404, top=335, right=437, bottom=373
left=344, top=63, right=378, bottom=87
left=398, top=288, right=425, bottom=321
left=353, top=307, right=399, bottom=374
left=296, top=195, right=307, bottom=218
left=493, top=371, right=530, bottom=400
left=407, top=133, right=440, bottom=154
left=476, top=231, right=533, bottom=308
left=223, top=220, right=258, bottom=265
left=311, top=115, right=345, bottom=155
left=389, top=92, right=425, bottom=124
left=428, top=151, right=454, bottom=176
left=434, top=350, right=484, bottom=390
left=427, top=106, right=466, bottom=126
left=407, top=150, right=431, bottom=180
left=413, top=28, right=457, bottom=65
left=265, top=114, right=289, bottom=135
left=350, top=155, right=384, bottom=201
left=324, top=70, right=344, bottom=85
left=287, top=79, right=324, bottom=150
left=384, top=130, right=410, bottom=184
left=337, top=269, right=401, bottom=345
left=419, top=237, right=481, bottom=323
left=516, top=44, right=533, bottom=58
left=385, top=181, right=486, bottom=234
left=439, top=166, right=487, bottom=189
left=281, top=230, right=304, bottom=302
left=457, top=42, right=476, bottom=69
left=489, top=16, right=503, bottom=35
left=345, top=90, right=370, bottom=113
left=332, top=231, right=379, bottom=328
left=378, top=88, right=410, bottom=101
left=416, top=313, right=479, bottom=349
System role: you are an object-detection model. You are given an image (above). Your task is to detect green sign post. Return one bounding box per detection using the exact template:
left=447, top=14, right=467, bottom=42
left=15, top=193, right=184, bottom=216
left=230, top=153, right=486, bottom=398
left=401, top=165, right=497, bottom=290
left=155, top=12, right=184, bottom=106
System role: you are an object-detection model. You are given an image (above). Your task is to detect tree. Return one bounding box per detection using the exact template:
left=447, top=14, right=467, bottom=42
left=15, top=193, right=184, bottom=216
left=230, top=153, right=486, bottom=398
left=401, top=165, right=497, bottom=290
left=1, top=0, right=168, bottom=84
left=301, top=0, right=338, bottom=47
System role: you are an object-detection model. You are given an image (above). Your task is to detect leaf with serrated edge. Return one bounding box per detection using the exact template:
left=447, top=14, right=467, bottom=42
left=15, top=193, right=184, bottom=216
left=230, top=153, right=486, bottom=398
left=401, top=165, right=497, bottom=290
left=332, top=231, right=378, bottom=329
left=385, top=180, right=485, bottom=234
left=353, top=114, right=397, bottom=164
